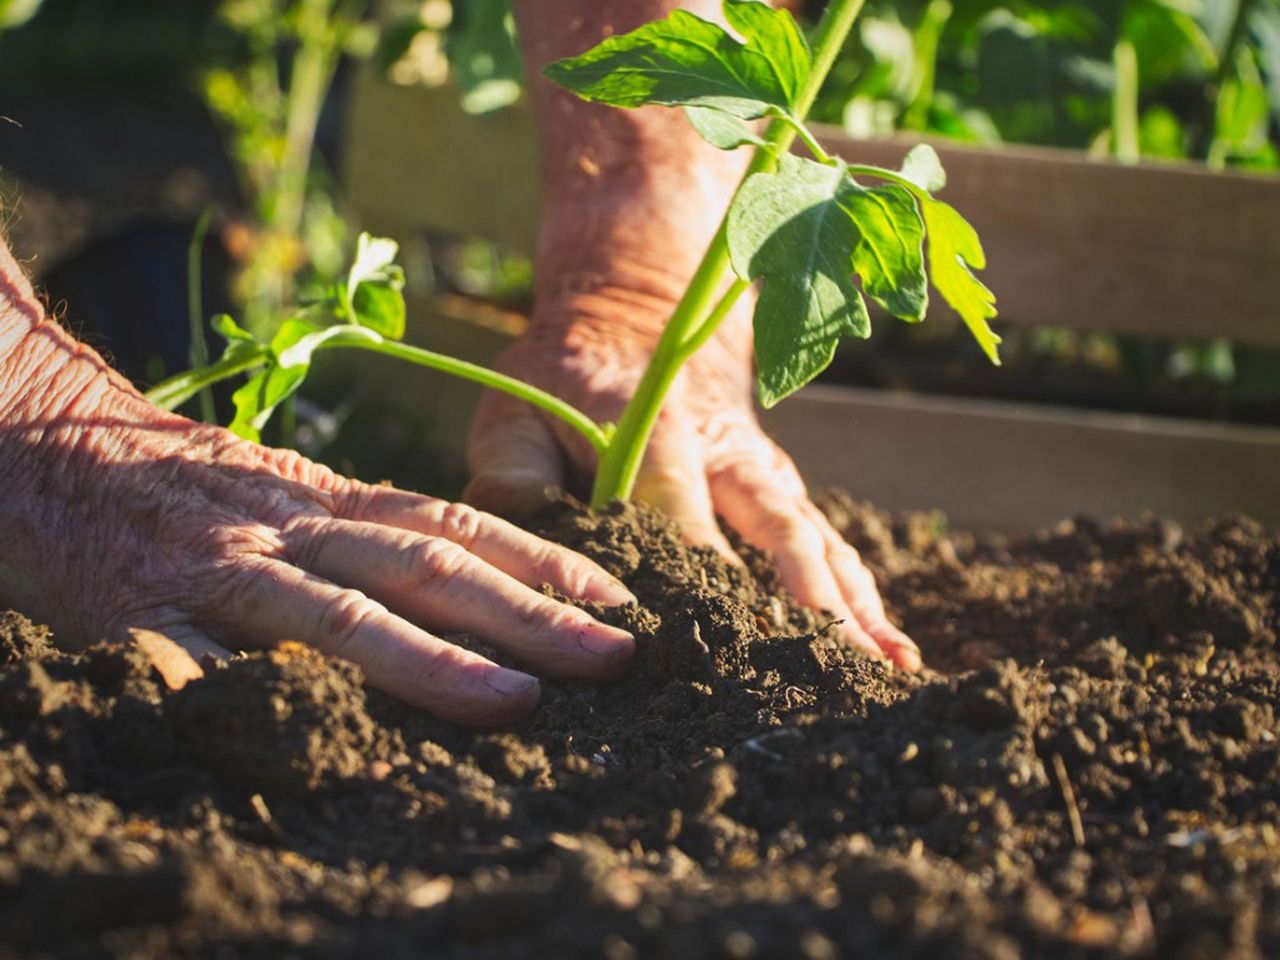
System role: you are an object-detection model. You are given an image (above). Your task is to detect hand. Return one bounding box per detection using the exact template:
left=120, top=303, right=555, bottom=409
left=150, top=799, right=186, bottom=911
left=0, top=332, right=636, bottom=725
left=465, top=291, right=922, bottom=671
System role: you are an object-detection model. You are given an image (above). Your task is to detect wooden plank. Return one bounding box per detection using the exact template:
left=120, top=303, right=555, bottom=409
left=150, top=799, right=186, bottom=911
left=343, top=71, right=540, bottom=253
left=833, top=134, right=1280, bottom=348
left=343, top=72, right=1280, bottom=346
left=761, top=385, right=1280, bottom=531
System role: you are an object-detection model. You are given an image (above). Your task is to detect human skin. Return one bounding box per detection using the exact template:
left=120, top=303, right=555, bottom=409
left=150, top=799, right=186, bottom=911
left=0, top=236, right=637, bottom=726
left=466, top=0, right=921, bottom=671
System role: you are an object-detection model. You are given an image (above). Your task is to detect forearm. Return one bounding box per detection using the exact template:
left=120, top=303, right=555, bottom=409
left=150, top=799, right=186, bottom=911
left=0, top=237, right=139, bottom=430
left=514, top=0, right=751, bottom=334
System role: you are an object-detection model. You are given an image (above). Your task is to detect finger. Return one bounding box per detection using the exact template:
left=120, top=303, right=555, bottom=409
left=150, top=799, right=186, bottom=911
left=710, top=456, right=887, bottom=662
left=340, top=486, right=634, bottom=606
left=799, top=501, right=922, bottom=672
left=126, top=625, right=226, bottom=690
left=219, top=557, right=541, bottom=725
left=633, top=427, right=740, bottom=564
left=286, top=518, right=634, bottom=680
left=465, top=392, right=567, bottom=517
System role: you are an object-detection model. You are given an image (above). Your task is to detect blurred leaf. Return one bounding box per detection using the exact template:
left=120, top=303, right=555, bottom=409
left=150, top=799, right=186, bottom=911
left=1139, top=103, right=1189, bottom=155
left=0, top=0, right=42, bottom=29
left=446, top=0, right=523, bottom=114
left=1250, top=2, right=1280, bottom=124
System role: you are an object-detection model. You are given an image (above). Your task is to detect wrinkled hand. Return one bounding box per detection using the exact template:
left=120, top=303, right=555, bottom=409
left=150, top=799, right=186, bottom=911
left=465, top=293, right=921, bottom=671
left=1, top=351, right=635, bottom=725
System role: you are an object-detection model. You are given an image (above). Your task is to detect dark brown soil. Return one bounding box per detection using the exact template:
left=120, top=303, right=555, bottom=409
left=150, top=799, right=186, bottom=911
left=1, top=497, right=1277, bottom=959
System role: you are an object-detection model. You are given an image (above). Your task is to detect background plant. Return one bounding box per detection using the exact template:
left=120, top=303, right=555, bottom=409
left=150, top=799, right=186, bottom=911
left=150, top=0, right=999, bottom=514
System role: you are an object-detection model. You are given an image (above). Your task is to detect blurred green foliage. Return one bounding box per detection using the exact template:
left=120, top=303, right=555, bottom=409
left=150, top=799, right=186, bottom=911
left=806, top=0, right=1278, bottom=170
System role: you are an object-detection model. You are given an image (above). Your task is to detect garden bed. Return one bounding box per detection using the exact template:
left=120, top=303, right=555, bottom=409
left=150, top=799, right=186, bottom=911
left=1, top=495, right=1277, bottom=958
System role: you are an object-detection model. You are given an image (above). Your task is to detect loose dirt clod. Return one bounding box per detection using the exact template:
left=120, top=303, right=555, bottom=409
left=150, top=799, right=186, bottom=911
left=1, top=496, right=1277, bottom=958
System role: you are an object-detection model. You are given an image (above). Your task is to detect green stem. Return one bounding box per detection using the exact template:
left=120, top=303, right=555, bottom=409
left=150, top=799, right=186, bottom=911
left=589, top=0, right=869, bottom=509
left=275, top=0, right=336, bottom=242
left=902, top=0, right=951, bottom=131
left=785, top=112, right=835, bottom=164
left=146, top=329, right=610, bottom=455
left=146, top=350, right=267, bottom=411
left=186, top=209, right=216, bottom=423
left=1112, top=22, right=1141, bottom=165
left=350, top=337, right=610, bottom=454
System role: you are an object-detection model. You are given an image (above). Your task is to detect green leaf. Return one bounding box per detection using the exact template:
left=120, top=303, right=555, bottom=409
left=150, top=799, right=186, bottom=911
left=0, top=0, right=42, bottom=29
left=212, top=313, right=257, bottom=344
left=840, top=182, right=928, bottom=322
left=919, top=198, right=1001, bottom=363
left=543, top=0, right=809, bottom=121
left=445, top=0, right=524, bottom=115
left=344, top=233, right=406, bottom=339
left=728, top=154, right=870, bottom=408
left=898, top=143, right=946, bottom=192
left=684, top=106, right=768, bottom=149
left=226, top=318, right=384, bottom=442
left=719, top=0, right=810, bottom=106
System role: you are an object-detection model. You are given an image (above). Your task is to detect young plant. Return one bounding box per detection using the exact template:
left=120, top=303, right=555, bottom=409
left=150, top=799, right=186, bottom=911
left=149, top=0, right=998, bottom=509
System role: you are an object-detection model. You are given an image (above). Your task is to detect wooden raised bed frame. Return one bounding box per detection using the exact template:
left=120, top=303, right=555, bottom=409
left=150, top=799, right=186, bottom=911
left=343, top=73, right=1280, bottom=531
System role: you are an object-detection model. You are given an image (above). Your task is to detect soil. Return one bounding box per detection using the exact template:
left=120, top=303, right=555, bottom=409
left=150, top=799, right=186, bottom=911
left=1, top=496, right=1277, bottom=959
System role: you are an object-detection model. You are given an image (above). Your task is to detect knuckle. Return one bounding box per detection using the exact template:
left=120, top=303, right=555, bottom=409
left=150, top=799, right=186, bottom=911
left=316, top=589, right=383, bottom=656
left=404, top=537, right=469, bottom=586
left=756, top=508, right=813, bottom=548
left=434, top=501, right=485, bottom=550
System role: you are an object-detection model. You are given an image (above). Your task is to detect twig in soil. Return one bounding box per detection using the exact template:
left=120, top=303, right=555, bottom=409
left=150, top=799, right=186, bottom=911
left=1051, top=752, right=1087, bottom=848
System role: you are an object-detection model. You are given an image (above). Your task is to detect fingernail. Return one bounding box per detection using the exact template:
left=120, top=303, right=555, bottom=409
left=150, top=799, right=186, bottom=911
left=484, top=668, right=539, bottom=697
left=584, top=576, right=636, bottom=606
left=578, top=624, right=635, bottom=658
left=897, top=647, right=924, bottom=672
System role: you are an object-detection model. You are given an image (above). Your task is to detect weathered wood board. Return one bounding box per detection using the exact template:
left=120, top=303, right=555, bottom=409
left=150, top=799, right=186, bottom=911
left=344, top=71, right=1280, bottom=347
left=762, top=385, right=1280, bottom=530
left=343, top=73, right=1280, bottom=530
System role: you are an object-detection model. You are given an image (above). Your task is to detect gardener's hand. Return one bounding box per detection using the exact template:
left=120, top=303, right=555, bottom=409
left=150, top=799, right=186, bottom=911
left=472, top=0, right=920, bottom=671
left=0, top=250, right=635, bottom=726
left=468, top=291, right=919, bottom=672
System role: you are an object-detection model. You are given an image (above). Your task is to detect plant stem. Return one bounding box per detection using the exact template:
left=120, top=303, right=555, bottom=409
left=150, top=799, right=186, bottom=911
left=347, top=337, right=610, bottom=454
left=786, top=113, right=835, bottom=163
left=589, top=0, right=869, bottom=509
left=1112, top=13, right=1141, bottom=165
left=276, top=0, right=335, bottom=244
left=146, top=350, right=267, bottom=411
left=902, top=0, right=951, bottom=131
left=186, top=209, right=216, bottom=423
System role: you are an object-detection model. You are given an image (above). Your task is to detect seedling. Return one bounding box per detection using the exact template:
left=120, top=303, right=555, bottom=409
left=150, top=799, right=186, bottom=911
left=148, top=0, right=998, bottom=509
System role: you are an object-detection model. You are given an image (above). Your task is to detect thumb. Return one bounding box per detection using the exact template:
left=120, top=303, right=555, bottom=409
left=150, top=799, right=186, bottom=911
left=465, top=392, right=567, bottom=517
left=633, top=427, right=740, bottom=565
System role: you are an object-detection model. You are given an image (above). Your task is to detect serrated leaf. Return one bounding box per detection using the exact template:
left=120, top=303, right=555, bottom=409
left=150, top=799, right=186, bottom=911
left=543, top=0, right=808, bottom=120
left=728, top=154, right=870, bottom=408
left=685, top=106, right=768, bottom=149
left=840, top=182, right=928, bottom=322
left=899, top=143, right=947, bottom=192
left=920, top=198, right=1001, bottom=363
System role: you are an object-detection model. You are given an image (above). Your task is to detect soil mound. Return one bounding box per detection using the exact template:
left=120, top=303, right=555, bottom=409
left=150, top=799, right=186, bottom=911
left=0, top=498, right=1276, bottom=959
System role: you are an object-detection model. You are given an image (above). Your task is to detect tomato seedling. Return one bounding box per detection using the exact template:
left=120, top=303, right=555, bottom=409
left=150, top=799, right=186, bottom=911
left=149, top=0, right=998, bottom=509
